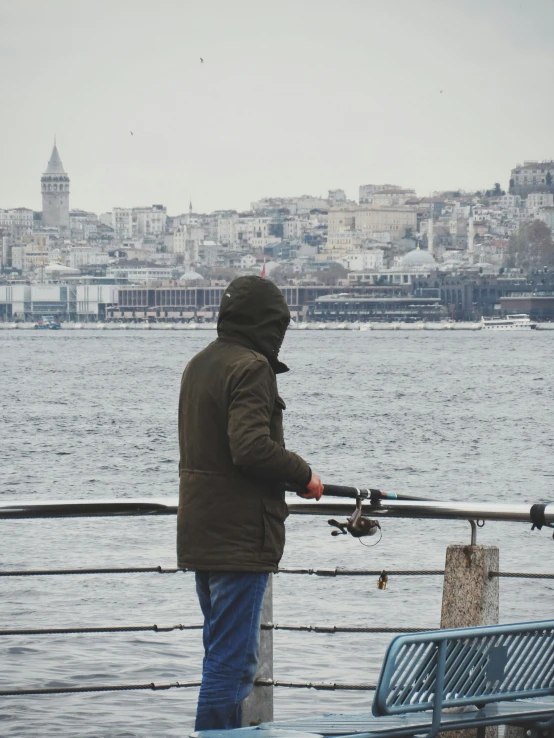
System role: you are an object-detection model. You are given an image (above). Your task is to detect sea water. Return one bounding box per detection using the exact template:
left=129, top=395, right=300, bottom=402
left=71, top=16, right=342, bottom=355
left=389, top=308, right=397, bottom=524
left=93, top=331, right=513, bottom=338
left=1, top=330, right=553, bottom=737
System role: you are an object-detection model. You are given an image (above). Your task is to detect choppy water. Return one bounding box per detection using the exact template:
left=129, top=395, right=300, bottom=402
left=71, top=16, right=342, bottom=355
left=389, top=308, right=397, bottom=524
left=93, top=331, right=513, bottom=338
left=0, top=330, right=553, bottom=737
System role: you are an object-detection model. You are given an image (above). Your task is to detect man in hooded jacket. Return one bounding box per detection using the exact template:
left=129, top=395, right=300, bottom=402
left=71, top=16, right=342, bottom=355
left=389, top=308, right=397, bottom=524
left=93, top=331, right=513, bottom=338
left=178, top=275, right=323, bottom=731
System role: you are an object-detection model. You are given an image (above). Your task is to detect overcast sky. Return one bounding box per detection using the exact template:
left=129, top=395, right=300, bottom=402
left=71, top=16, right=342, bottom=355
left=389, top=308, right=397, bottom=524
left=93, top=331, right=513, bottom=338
left=1, top=0, right=553, bottom=215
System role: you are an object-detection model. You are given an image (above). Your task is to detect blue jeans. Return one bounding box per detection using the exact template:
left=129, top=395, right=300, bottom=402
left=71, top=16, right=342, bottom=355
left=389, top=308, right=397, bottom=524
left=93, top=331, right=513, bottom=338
left=194, top=571, right=269, bottom=731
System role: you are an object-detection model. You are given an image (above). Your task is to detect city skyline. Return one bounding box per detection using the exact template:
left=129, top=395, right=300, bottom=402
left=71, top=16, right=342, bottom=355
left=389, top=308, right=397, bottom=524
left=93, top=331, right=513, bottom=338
left=2, top=0, right=554, bottom=214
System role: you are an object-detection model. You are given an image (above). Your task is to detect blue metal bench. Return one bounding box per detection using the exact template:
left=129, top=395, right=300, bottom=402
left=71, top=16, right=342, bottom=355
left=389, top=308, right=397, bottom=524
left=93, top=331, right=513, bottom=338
left=196, top=620, right=554, bottom=738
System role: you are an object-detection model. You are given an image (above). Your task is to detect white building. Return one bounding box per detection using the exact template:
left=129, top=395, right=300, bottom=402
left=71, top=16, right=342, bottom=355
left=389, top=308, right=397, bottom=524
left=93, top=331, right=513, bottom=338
left=0, top=208, right=35, bottom=238
left=217, top=212, right=239, bottom=245
left=495, top=194, right=522, bottom=209
left=328, top=189, right=348, bottom=206
left=107, top=262, right=176, bottom=283
left=236, top=217, right=281, bottom=249
left=337, top=250, right=384, bottom=272
left=112, top=208, right=133, bottom=239
left=325, top=231, right=362, bottom=255
left=526, top=192, right=554, bottom=211
left=0, top=284, right=30, bottom=316
left=174, top=224, right=205, bottom=262
left=68, top=246, right=110, bottom=269
left=112, top=205, right=167, bottom=240
left=76, top=285, right=119, bottom=319
left=347, top=249, right=436, bottom=286
left=135, top=205, right=167, bottom=236
left=511, top=160, right=554, bottom=192
left=251, top=195, right=329, bottom=214
left=359, top=184, right=415, bottom=204
left=282, top=218, right=304, bottom=241
left=240, top=254, right=257, bottom=269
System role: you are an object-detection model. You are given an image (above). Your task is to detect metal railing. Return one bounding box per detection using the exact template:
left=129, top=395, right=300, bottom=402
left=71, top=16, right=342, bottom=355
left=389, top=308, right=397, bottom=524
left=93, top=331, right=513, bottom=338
left=1, top=495, right=552, bottom=728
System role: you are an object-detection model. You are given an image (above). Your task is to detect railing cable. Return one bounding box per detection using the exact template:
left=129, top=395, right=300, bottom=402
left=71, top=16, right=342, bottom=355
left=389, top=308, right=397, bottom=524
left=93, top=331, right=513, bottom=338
left=1, top=567, right=552, bottom=578
left=0, top=623, right=202, bottom=637
left=271, top=680, right=377, bottom=691
left=0, top=623, right=432, bottom=638
left=0, top=680, right=201, bottom=697
left=0, top=566, right=180, bottom=577
left=0, top=679, right=376, bottom=698
left=0, top=566, right=444, bottom=577
left=489, top=571, right=554, bottom=579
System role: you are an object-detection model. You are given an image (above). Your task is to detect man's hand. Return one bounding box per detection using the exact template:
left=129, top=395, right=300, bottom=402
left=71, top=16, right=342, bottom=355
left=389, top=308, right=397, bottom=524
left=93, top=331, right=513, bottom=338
left=298, top=473, right=324, bottom=501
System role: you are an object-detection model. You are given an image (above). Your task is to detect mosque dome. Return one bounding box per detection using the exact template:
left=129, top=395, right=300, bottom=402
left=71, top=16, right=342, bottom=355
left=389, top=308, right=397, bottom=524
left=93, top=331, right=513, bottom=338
left=402, top=247, right=437, bottom=267
left=179, top=270, right=204, bottom=281
left=44, top=263, right=81, bottom=275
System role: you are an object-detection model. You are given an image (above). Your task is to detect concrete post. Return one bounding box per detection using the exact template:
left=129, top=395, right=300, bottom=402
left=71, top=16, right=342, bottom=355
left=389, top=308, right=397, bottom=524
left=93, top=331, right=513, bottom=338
left=440, top=544, right=499, bottom=738
left=441, top=544, right=499, bottom=629
left=241, top=574, right=274, bottom=726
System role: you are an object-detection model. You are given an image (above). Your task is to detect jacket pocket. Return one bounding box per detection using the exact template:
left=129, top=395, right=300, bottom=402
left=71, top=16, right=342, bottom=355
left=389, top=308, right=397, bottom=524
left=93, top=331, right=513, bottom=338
left=261, top=498, right=289, bottom=559
left=271, top=396, right=286, bottom=447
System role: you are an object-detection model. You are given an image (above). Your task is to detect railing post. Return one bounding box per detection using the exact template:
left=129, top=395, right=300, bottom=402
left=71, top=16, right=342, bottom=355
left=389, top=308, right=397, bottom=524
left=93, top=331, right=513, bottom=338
left=241, top=573, right=273, bottom=726
left=441, top=544, right=499, bottom=629
left=440, top=543, right=499, bottom=738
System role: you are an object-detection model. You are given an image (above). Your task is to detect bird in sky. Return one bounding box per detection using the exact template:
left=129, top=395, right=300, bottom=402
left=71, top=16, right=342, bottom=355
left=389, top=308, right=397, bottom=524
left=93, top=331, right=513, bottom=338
left=200, top=57, right=204, bottom=63
left=130, top=131, right=134, bottom=135
left=440, top=90, right=443, bottom=94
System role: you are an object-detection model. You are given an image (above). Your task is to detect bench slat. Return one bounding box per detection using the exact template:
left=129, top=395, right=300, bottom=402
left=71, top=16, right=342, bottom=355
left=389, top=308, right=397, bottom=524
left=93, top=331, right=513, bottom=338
left=374, top=620, right=554, bottom=716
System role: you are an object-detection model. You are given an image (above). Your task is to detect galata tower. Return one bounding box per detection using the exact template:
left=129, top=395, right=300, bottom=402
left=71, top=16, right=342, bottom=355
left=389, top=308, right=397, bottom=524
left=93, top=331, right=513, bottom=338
left=41, top=141, right=70, bottom=228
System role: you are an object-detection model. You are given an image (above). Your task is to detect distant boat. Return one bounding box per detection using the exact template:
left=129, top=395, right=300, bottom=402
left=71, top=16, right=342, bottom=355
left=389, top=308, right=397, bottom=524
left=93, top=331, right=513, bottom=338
left=34, top=315, right=61, bottom=330
left=480, top=314, right=537, bottom=330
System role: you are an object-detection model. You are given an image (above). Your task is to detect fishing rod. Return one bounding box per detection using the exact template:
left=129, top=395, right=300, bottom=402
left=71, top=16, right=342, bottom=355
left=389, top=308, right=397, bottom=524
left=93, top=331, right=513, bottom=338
left=287, top=482, right=431, bottom=503
left=319, top=483, right=430, bottom=503
left=286, top=483, right=554, bottom=543
left=287, top=482, right=433, bottom=540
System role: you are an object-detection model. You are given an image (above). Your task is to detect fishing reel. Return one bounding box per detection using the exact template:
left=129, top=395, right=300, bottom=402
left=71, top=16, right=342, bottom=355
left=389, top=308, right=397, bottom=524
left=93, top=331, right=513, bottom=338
left=328, top=496, right=381, bottom=539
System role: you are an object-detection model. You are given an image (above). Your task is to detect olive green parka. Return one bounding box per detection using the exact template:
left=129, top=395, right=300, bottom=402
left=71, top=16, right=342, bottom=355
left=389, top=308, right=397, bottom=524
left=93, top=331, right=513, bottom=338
left=177, top=276, right=311, bottom=572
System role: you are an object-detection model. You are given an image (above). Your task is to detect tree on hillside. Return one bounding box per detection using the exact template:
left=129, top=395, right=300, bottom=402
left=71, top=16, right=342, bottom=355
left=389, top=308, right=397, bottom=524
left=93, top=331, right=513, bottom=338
left=506, top=220, right=554, bottom=270
left=493, top=183, right=502, bottom=196
left=270, top=264, right=297, bottom=285
left=318, top=263, right=348, bottom=285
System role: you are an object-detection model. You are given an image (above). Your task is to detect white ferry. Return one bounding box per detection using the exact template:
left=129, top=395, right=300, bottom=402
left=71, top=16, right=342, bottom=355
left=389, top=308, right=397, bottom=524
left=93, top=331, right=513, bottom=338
left=480, top=314, right=537, bottom=330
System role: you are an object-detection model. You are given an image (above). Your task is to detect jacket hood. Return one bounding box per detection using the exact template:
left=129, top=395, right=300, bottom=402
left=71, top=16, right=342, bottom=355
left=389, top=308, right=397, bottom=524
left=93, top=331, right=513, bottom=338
left=217, top=276, right=290, bottom=373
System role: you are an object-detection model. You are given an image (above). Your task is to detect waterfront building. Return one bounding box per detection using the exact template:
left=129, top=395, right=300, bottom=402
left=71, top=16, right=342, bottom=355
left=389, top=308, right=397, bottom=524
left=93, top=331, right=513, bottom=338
left=500, top=293, right=554, bottom=321
left=106, top=260, right=177, bottom=284
left=309, top=294, right=443, bottom=322
left=41, top=142, right=70, bottom=228
left=109, top=284, right=411, bottom=322
left=0, top=284, right=117, bottom=321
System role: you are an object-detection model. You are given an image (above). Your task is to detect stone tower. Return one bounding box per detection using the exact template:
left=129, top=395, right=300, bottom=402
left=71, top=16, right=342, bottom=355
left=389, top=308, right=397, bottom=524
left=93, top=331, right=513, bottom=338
left=41, top=141, right=70, bottom=228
